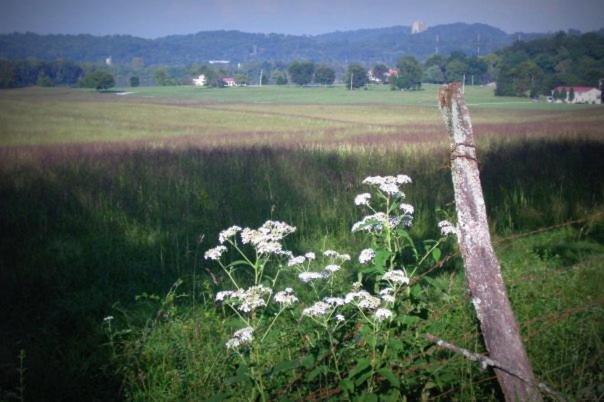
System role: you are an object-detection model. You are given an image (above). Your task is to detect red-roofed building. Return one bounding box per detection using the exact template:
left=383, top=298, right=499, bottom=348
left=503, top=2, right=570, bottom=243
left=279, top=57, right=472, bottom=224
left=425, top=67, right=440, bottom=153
left=222, top=77, right=237, bottom=87
left=552, top=86, right=601, bottom=104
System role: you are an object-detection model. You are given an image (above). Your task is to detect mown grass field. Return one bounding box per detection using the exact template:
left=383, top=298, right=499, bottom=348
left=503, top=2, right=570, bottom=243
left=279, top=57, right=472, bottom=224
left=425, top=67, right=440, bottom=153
left=0, top=85, right=602, bottom=401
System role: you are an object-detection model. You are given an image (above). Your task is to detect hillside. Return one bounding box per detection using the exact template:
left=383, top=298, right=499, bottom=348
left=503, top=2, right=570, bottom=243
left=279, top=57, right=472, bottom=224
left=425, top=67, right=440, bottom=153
left=0, top=23, right=548, bottom=66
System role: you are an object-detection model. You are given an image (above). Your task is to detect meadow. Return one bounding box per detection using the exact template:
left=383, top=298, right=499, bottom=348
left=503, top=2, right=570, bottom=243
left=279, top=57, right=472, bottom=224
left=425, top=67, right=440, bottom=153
left=0, top=84, right=602, bottom=401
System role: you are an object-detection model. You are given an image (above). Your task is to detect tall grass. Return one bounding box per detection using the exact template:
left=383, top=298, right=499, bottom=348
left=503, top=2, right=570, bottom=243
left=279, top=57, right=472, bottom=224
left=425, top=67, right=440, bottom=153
left=0, top=137, right=603, bottom=400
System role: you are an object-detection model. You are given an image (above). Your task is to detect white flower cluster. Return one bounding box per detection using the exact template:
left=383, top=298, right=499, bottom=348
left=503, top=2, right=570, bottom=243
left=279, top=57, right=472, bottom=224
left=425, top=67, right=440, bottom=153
left=298, top=271, right=326, bottom=283
left=287, top=255, right=306, bottom=267
left=351, top=212, right=389, bottom=233
left=323, top=250, right=351, bottom=261
left=438, top=220, right=457, bottom=237
left=379, top=288, right=395, bottom=303
left=354, top=193, right=371, bottom=206
left=240, top=220, right=296, bottom=256
left=374, top=308, right=394, bottom=322
left=226, top=326, right=254, bottom=349
left=358, top=248, right=375, bottom=264
left=215, top=285, right=272, bottom=313
left=305, top=252, right=316, bottom=260
left=219, top=225, right=242, bottom=244
left=361, top=174, right=412, bottom=197
left=204, top=245, right=227, bottom=261
left=274, top=288, right=299, bottom=307
left=382, top=270, right=410, bottom=285
left=399, top=203, right=414, bottom=215
left=302, top=301, right=332, bottom=318
left=324, top=264, right=341, bottom=273
left=323, top=297, right=346, bottom=306
left=344, top=290, right=382, bottom=310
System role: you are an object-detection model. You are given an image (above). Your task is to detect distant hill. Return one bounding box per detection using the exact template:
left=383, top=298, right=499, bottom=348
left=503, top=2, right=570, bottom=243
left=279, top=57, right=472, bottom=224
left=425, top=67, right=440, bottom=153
left=0, top=23, right=579, bottom=66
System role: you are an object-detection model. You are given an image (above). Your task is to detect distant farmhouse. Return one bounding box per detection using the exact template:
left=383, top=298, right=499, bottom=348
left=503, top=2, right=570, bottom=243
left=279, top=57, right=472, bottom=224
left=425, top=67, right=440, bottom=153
left=222, top=77, right=237, bottom=87
left=193, top=74, right=206, bottom=87
left=411, top=21, right=427, bottom=34
left=551, top=86, right=602, bottom=104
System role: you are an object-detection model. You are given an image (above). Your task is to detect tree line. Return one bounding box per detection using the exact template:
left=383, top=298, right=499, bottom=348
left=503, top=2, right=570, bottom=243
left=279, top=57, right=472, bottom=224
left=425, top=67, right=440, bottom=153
left=494, top=31, right=604, bottom=97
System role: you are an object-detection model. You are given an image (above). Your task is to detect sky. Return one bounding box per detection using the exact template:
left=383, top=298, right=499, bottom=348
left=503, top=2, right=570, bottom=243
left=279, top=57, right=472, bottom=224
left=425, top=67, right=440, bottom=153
left=2, top=0, right=604, bottom=38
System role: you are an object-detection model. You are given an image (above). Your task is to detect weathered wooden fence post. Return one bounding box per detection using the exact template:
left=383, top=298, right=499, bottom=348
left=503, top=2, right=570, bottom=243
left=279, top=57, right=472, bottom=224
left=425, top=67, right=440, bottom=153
left=437, top=82, right=542, bottom=401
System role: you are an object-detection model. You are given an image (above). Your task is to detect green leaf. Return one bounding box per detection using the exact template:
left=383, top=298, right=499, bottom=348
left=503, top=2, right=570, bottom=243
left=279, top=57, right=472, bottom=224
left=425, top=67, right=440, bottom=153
left=373, top=249, right=392, bottom=273
left=431, top=247, right=442, bottom=263
left=272, top=359, right=300, bottom=374
left=307, top=364, right=327, bottom=381
left=339, top=378, right=355, bottom=393
left=355, top=392, right=378, bottom=402
left=377, top=367, right=400, bottom=388
left=347, top=358, right=371, bottom=379
left=301, top=354, right=315, bottom=369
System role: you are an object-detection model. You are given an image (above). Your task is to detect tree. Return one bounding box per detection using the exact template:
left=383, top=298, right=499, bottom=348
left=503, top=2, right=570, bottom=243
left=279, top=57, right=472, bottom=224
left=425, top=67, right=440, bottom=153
left=560, top=88, right=567, bottom=101
left=79, top=71, right=115, bottom=91
left=423, top=65, right=445, bottom=83
left=314, top=65, right=335, bottom=85
left=287, top=61, right=315, bottom=85
left=424, top=54, right=448, bottom=81
left=36, top=72, right=53, bottom=87
left=568, top=87, right=575, bottom=102
left=130, top=76, right=140, bottom=87
left=154, top=68, right=169, bottom=86
left=372, top=63, right=389, bottom=83
left=395, top=56, right=422, bottom=90
left=275, top=73, right=288, bottom=85
left=344, top=64, right=368, bottom=89
left=446, top=59, right=467, bottom=82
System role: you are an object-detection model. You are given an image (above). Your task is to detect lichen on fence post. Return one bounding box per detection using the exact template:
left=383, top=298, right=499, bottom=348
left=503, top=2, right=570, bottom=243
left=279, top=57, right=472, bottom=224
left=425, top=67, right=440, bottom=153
left=438, top=82, right=543, bottom=402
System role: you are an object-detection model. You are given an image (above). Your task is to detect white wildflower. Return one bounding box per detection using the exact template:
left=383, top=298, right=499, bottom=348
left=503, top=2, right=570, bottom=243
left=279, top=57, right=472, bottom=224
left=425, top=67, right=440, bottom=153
left=395, top=174, right=412, bottom=184
left=103, top=316, right=114, bottom=322
left=335, top=314, right=345, bottom=322
left=379, top=182, right=401, bottom=196
left=351, top=212, right=389, bottom=233
left=345, top=290, right=381, bottom=310
left=204, top=245, right=227, bottom=261
left=374, top=308, right=394, bottom=321
left=362, top=176, right=386, bottom=185
left=354, top=193, right=371, bottom=206
left=302, top=301, right=331, bottom=318
left=305, top=252, right=316, bottom=261
left=358, top=248, right=375, bottom=264
left=399, top=203, right=414, bottom=215
left=324, top=264, right=341, bottom=273
left=379, top=288, right=396, bottom=303
left=382, top=270, right=410, bottom=285
left=274, top=288, right=299, bottom=307
left=215, top=290, right=234, bottom=302
left=438, top=220, right=457, bottom=236
left=338, top=254, right=351, bottom=262
left=298, top=272, right=325, bottom=283
left=323, top=297, right=346, bottom=306
left=287, top=256, right=306, bottom=267
left=256, top=241, right=283, bottom=255
left=351, top=281, right=363, bottom=291
left=226, top=326, right=254, bottom=349
left=219, top=225, right=242, bottom=244
left=237, top=285, right=272, bottom=313
left=323, top=250, right=339, bottom=258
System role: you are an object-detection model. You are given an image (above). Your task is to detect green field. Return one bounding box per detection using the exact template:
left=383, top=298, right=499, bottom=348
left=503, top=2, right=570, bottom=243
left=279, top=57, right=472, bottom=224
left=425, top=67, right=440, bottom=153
left=0, top=85, right=602, bottom=401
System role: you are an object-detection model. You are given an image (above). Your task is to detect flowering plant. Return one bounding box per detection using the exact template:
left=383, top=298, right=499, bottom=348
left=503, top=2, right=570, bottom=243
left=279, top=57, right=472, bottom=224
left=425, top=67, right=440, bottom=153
left=204, top=174, right=457, bottom=399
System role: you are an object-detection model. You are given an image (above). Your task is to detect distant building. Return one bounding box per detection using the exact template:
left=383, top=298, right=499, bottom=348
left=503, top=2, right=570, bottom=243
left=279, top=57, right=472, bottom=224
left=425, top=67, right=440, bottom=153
left=552, top=86, right=601, bottom=104
left=411, top=21, right=427, bottom=34
left=209, top=60, right=230, bottom=64
left=367, top=69, right=382, bottom=83
left=105, top=56, right=112, bottom=66
left=385, top=68, right=398, bottom=78
left=193, top=74, right=207, bottom=87
left=222, top=77, right=237, bottom=87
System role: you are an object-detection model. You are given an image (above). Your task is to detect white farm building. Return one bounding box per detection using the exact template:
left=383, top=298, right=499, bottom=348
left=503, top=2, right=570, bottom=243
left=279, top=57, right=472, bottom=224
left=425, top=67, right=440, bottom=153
left=193, top=74, right=207, bottom=87
left=552, top=86, right=601, bottom=104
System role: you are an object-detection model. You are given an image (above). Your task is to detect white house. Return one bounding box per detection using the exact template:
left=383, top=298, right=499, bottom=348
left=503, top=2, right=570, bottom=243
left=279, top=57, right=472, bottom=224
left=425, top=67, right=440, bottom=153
left=222, top=77, right=237, bottom=87
left=193, top=74, right=207, bottom=87
left=552, top=86, right=601, bottom=104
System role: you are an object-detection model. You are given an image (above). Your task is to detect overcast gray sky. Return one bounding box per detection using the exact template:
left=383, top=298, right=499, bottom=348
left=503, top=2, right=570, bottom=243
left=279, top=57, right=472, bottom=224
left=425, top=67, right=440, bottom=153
left=2, top=0, right=603, bottom=37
